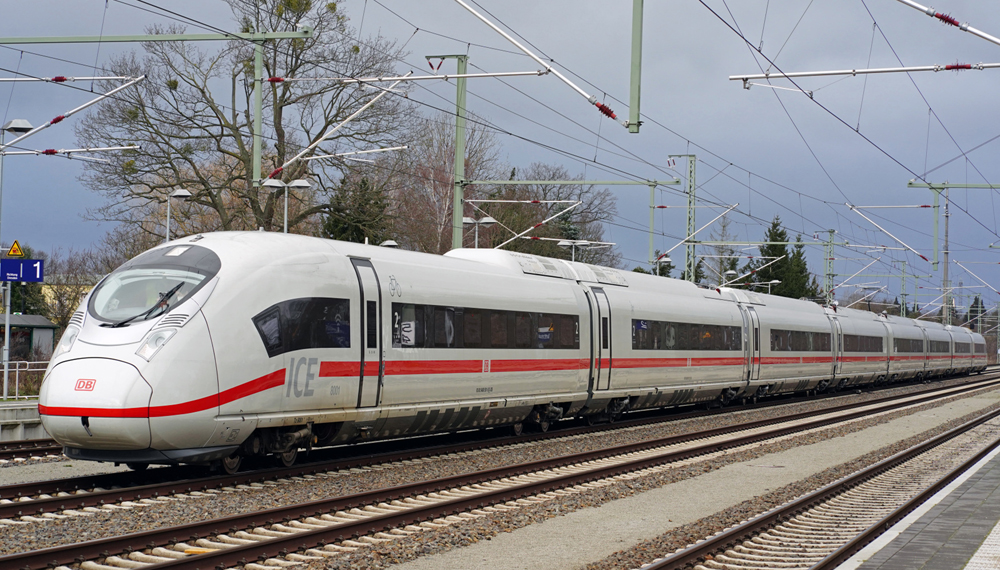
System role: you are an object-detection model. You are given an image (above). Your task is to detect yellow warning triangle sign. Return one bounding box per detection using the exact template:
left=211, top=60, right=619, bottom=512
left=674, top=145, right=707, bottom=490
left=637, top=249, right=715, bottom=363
left=6, top=241, right=24, bottom=258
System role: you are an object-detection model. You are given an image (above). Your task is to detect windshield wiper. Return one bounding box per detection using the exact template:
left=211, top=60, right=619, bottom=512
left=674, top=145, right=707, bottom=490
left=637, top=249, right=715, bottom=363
left=101, top=283, right=184, bottom=328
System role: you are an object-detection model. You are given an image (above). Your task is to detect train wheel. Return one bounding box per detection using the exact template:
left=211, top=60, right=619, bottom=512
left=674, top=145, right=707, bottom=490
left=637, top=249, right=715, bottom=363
left=221, top=453, right=242, bottom=475
left=537, top=419, right=550, bottom=433
left=278, top=448, right=298, bottom=467
left=511, top=422, right=524, bottom=437
left=126, top=463, right=148, bottom=472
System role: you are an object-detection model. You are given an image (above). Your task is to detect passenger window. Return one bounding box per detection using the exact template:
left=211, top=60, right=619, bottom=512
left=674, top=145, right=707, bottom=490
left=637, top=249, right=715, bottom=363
left=490, top=311, right=509, bottom=348
left=252, top=298, right=350, bottom=357
left=601, top=317, right=609, bottom=350
left=464, top=309, right=482, bottom=348
left=366, top=301, right=377, bottom=348
left=433, top=307, right=456, bottom=348
left=515, top=312, right=532, bottom=349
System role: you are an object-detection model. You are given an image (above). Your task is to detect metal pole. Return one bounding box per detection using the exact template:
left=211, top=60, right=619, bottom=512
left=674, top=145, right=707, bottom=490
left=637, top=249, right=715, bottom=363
left=648, top=184, right=654, bottom=266
left=283, top=186, right=288, bottom=234
left=682, top=156, right=698, bottom=281
left=628, top=0, right=643, bottom=133
left=253, top=41, right=263, bottom=186
left=452, top=55, right=469, bottom=250
left=943, top=187, right=950, bottom=324
left=2, top=282, right=8, bottom=400
left=474, top=222, right=479, bottom=249
left=825, top=230, right=835, bottom=304
left=165, top=195, right=171, bottom=243
left=0, top=130, right=5, bottom=400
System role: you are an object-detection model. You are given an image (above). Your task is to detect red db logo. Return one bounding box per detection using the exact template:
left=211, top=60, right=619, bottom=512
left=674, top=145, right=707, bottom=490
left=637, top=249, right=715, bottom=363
left=75, top=379, right=96, bottom=391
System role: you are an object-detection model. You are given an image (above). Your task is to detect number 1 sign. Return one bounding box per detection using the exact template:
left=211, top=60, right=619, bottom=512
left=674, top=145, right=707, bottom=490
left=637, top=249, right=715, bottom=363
left=0, top=259, right=44, bottom=282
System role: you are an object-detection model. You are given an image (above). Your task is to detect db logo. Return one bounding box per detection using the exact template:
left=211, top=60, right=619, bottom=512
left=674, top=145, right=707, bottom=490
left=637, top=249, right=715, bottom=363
left=75, top=379, right=96, bottom=391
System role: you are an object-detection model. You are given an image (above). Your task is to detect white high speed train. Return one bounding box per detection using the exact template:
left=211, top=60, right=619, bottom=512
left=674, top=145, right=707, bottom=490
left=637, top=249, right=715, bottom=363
left=38, top=232, right=988, bottom=473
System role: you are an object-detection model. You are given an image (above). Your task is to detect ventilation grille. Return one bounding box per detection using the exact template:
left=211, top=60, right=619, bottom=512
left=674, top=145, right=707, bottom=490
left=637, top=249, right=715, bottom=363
left=155, top=313, right=190, bottom=329
left=68, top=310, right=85, bottom=328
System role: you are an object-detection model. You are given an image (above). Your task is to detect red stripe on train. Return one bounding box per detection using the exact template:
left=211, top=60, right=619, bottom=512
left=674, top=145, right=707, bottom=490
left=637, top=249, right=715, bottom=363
left=38, top=369, right=286, bottom=418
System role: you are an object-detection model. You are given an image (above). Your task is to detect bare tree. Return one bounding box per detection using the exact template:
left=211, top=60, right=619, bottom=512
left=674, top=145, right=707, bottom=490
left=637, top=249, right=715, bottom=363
left=76, top=0, right=412, bottom=235
left=480, top=163, right=620, bottom=267
left=706, top=214, right=738, bottom=283
left=391, top=112, right=506, bottom=254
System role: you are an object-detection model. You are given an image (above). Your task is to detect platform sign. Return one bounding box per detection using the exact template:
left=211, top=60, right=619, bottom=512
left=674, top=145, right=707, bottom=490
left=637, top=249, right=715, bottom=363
left=0, top=259, right=43, bottom=282
left=6, top=241, right=24, bottom=258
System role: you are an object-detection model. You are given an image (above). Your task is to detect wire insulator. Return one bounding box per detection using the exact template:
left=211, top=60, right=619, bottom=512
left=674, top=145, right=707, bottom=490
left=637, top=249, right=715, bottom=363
left=945, top=63, right=972, bottom=70
left=594, top=102, right=617, bottom=119
left=529, top=236, right=541, bottom=240
left=530, top=200, right=541, bottom=203
left=267, top=77, right=285, bottom=83
left=41, top=149, right=58, bottom=155
left=532, top=222, right=544, bottom=229
left=50, top=115, right=65, bottom=124
left=935, top=13, right=960, bottom=27
left=51, top=76, right=68, bottom=82
left=268, top=167, right=283, bottom=179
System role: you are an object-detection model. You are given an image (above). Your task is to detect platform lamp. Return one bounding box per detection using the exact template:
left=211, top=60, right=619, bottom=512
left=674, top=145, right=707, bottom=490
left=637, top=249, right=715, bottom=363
left=0, top=119, right=33, bottom=401
left=263, top=179, right=310, bottom=233
left=462, top=216, right=497, bottom=248
left=165, top=188, right=192, bottom=243
left=656, top=254, right=674, bottom=277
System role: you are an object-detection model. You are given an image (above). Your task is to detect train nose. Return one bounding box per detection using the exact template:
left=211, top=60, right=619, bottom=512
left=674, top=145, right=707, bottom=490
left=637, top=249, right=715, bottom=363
left=39, top=358, right=152, bottom=449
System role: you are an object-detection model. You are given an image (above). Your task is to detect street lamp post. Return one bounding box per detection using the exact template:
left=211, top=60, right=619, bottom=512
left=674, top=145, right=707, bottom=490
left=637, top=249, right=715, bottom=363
left=263, top=179, right=310, bottom=233
left=656, top=254, right=673, bottom=277
left=165, top=188, right=192, bottom=243
left=747, top=279, right=781, bottom=294
left=462, top=216, right=497, bottom=248
left=0, top=119, right=33, bottom=400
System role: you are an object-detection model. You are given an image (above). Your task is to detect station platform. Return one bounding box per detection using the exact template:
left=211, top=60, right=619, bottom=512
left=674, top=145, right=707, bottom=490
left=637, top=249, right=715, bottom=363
left=0, top=400, right=46, bottom=441
left=844, top=443, right=1000, bottom=569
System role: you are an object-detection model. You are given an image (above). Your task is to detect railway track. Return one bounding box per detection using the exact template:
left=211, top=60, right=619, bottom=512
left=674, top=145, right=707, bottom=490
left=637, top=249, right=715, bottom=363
left=0, top=438, right=61, bottom=462
left=4, top=373, right=1000, bottom=570
left=2, top=374, right=998, bottom=524
left=637, top=405, right=1000, bottom=569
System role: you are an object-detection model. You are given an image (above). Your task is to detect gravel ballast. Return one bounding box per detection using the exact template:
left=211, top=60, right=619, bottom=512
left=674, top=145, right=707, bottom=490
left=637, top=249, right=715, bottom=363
left=0, top=378, right=996, bottom=567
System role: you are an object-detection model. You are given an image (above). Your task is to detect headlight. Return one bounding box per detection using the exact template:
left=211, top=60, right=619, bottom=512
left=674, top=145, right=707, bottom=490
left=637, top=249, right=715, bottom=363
left=53, top=326, right=80, bottom=359
left=136, top=328, right=177, bottom=361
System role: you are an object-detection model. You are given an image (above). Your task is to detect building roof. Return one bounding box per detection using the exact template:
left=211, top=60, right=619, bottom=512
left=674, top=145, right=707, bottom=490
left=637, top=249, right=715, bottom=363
left=1, top=314, right=58, bottom=329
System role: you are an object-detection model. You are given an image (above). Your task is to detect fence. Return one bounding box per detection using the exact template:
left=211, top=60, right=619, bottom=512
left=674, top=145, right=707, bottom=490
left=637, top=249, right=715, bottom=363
left=2, top=361, right=47, bottom=400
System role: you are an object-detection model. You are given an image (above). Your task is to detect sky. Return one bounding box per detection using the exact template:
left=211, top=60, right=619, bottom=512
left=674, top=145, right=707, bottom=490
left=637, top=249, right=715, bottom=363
left=2, top=0, right=1000, bottom=314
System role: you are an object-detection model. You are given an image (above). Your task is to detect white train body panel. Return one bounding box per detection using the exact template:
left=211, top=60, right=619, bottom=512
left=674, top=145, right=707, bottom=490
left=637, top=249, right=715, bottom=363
left=827, top=307, right=889, bottom=386
left=37, top=232, right=989, bottom=466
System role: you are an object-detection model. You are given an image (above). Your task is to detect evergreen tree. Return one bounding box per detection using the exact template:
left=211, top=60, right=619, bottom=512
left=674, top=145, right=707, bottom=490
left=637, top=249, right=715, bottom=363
left=968, top=295, right=985, bottom=331
left=740, top=215, right=818, bottom=299
left=322, top=177, right=394, bottom=245
left=632, top=250, right=674, bottom=277
left=680, top=258, right=706, bottom=283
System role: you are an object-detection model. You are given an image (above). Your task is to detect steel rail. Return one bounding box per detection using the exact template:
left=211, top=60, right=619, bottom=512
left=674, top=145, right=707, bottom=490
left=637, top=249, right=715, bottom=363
left=5, top=376, right=1000, bottom=570
left=641, top=406, right=1000, bottom=569
left=0, top=438, right=61, bottom=461
left=2, top=374, right=997, bottom=521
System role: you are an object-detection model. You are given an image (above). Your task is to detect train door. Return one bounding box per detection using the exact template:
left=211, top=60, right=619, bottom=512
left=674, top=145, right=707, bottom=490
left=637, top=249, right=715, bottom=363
left=747, top=307, right=761, bottom=381
left=351, top=258, right=383, bottom=408
left=831, top=318, right=843, bottom=376
left=592, top=287, right=613, bottom=390
left=737, top=304, right=752, bottom=383
left=583, top=289, right=597, bottom=392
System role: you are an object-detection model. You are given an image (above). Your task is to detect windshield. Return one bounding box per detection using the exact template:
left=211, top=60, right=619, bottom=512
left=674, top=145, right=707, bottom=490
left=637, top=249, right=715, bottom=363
left=88, top=244, right=221, bottom=325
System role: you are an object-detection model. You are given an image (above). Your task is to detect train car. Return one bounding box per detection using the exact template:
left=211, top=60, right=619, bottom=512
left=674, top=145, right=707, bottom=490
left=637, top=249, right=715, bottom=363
left=37, top=232, right=988, bottom=472
left=918, top=321, right=954, bottom=377
left=885, top=315, right=928, bottom=382
left=748, top=294, right=834, bottom=396
left=826, top=306, right=889, bottom=388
